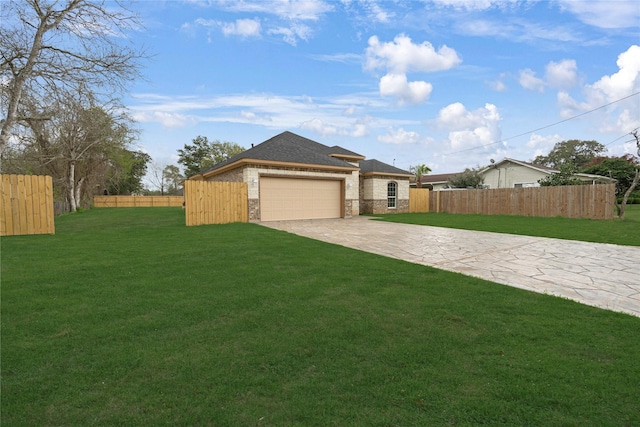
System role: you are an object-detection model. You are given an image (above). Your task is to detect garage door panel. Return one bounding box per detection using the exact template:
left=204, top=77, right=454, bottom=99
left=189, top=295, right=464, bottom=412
left=261, top=177, right=341, bottom=221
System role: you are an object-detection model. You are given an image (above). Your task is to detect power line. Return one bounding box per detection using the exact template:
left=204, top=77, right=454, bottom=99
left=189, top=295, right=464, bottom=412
left=603, top=127, right=639, bottom=147
left=448, top=91, right=640, bottom=154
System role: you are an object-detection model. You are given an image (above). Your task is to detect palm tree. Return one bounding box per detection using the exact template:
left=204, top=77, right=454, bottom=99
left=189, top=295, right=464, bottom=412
left=410, top=164, right=432, bottom=188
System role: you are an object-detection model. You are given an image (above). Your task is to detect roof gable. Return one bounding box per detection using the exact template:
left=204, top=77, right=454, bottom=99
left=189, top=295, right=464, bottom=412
left=360, top=159, right=412, bottom=177
left=480, top=158, right=558, bottom=174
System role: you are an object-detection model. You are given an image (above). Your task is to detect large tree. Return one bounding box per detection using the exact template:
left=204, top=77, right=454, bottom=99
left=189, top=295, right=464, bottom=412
left=533, top=140, right=606, bottom=169
left=447, top=167, right=484, bottom=189
left=145, top=163, right=183, bottom=195
left=178, top=136, right=245, bottom=177
left=0, top=0, right=145, bottom=156
left=106, top=150, right=151, bottom=196
left=4, top=88, right=139, bottom=211
left=538, top=164, right=583, bottom=187
left=163, top=164, right=184, bottom=195
left=583, top=155, right=639, bottom=197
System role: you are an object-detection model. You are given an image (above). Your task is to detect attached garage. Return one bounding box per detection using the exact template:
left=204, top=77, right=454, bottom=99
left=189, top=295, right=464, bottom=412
left=260, top=177, right=342, bottom=221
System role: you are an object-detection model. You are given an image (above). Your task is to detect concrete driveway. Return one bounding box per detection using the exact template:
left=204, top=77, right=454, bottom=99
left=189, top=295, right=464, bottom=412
left=261, top=216, right=640, bottom=318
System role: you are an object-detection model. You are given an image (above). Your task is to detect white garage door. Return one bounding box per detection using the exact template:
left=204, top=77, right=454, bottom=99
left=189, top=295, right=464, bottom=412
left=260, top=177, right=342, bottom=221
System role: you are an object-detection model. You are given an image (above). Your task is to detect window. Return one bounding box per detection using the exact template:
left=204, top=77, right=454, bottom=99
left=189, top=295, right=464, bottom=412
left=387, top=181, right=397, bottom=208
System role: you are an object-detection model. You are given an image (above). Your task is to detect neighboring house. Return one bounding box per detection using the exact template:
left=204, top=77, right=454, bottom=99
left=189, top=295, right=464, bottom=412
left=415, top=158, right=615, bottom=189
left=190, top=131, right=412, bottom=221
left=411, top=173, right=458, bottom=190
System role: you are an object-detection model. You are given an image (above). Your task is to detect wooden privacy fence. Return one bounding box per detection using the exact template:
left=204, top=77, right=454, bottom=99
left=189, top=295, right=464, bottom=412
left=409, top=188, right=430, bottom=213
left=1, top=174, right=55, bottom=236
left=93, top=195, right=184, bottom=207
left=184, top=180, right=248, bottom=226
left=430, top=184, right=615, bottom=220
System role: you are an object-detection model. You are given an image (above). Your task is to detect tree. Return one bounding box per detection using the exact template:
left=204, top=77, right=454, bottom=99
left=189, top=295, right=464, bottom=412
left=178, top=136, right=245, bottom=177
left=447, top=167, right=484, bottom=188
left=580, top=133, right=640, bottom=218
left=538, top=164, right=583, bottom=186
left=409, top=164, right=431, bottom=188
left=3, top=87, right=139, bottom=211
left=533, top=140, right=605, bottom=169
left=0, top=0, right=146, bottom=156
left=163, top=164, right=184, bottom=195
left=583, top=155, right=639, bottom=196
left=617, top=131, right=640, bottom=219
left=145, top=162, right=183, bottom=195
left=106, top=150, right=150, bottom=195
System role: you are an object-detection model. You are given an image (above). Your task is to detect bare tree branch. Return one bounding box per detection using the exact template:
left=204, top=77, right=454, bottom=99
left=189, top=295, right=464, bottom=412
left=1, top=0, right=147, bottom=156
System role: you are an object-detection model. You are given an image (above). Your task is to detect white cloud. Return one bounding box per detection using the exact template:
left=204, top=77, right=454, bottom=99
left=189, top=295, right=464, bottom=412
left=558, top=0, right=640, bottom=29
left=344, top=105, right=357, bottom=115
left=545, top=59, right=577, bottom=89
left=434, top=102, right=502, bottom=150
left=359, top=0, right=394, bottom=23
left=429, top=0, right=498, bottom=11
left=458, top=17, right=580, bottom=46
left=221, top=19, right=261, bottom=38
left=519, top=69, right=545, bottom=92
left=365, top=34, right=461, bottom=74
left=365, top=34, right=459, bottom=104
left=379, top=73, right=433, bottom=104
left=488, top=77, right=507, bottom=92
left=526, top=133, right=563, bottom=159
left=589, top=45, right=640, bottom=102
left=300, top=118, right=339, bottom=136
left=558, top=45, right=640, bottom=132
left=132, top=111, right=193, bottom=128
left=216, top=0, right=334, bottom=21
left=377, top=127, right=421, bottom=144
left=268, top=23, right=313, bottom=45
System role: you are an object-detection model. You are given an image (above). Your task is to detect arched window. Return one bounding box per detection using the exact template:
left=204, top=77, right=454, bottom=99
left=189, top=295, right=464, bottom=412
left=387, top=181, right=397, bottom=208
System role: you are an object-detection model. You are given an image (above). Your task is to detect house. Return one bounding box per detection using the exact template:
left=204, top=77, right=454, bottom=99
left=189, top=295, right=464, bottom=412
left=411, top=173, right=458, bottom=190
left=479, top=158, right=614, bottom=188
left=414, top=158, right=614, bottom=189
left=190, top=131, right=412, bottom=221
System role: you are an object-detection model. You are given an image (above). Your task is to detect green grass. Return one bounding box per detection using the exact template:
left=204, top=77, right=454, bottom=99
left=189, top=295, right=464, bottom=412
left=2, top=208, right=639, bottom=426
left=371, top=204, right=640, bottom=246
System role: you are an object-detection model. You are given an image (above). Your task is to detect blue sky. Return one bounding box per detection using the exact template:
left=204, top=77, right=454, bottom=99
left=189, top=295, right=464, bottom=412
left=124, top=0, right=640, bottom=179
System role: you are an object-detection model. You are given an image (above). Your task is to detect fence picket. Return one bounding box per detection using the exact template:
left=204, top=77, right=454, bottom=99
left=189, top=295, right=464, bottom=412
left=428, top=185, right=614, bottom=220
left=0, top=174, right=55, bottom=236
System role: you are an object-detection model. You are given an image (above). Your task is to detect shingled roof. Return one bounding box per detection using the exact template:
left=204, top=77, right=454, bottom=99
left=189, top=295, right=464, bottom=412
left=359, top=159, right=412, bottom=177
left=197, top=131, right=362, bottom=178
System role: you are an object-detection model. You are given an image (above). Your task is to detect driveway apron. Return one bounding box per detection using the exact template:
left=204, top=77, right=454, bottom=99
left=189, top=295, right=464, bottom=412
left=261, top=216, right=640, bottom=318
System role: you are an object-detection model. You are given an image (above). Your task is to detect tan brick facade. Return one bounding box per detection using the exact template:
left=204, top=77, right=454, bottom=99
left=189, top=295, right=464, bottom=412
left=359, top=175, right=410, bottom=214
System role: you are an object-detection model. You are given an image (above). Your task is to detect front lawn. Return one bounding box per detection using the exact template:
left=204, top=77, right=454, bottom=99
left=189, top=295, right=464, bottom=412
left=2, top=208, right=639, bottom=425
left=372, top=204, right=640, bottom=246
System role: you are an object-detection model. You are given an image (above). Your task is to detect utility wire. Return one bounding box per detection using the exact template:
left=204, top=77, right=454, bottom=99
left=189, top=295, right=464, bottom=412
left=448, top=91, right=640, bottom=154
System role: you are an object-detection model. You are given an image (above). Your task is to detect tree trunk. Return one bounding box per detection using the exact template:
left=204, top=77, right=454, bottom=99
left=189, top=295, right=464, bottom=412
left=75, top=177, right=85, bottom=210
left=68, top=161, right=77, bottom=212
left=618, top=168, right=640, bottom=220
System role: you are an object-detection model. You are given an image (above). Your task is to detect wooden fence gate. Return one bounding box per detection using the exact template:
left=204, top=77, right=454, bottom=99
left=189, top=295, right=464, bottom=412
left=409, top=188, right=430, bottom=213
left=184, top=180, right=248, bottom=226
left=1, top=174, right=55, bottom=236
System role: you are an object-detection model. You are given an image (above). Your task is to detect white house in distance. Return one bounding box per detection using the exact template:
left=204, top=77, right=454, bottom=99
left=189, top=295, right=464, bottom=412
left=415, top=158, right=614, bottom=189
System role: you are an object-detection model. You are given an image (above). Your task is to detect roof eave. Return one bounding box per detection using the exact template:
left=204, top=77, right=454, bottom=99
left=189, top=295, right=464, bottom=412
left=329, top=153, right=366, bottom=161
left=361, top=171, right=413, bottom=178
left=197, top=158, right=358, bottom=179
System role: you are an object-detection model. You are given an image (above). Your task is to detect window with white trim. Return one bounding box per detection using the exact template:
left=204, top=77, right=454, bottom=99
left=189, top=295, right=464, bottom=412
left=387, top=181, right=397, bottom=208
